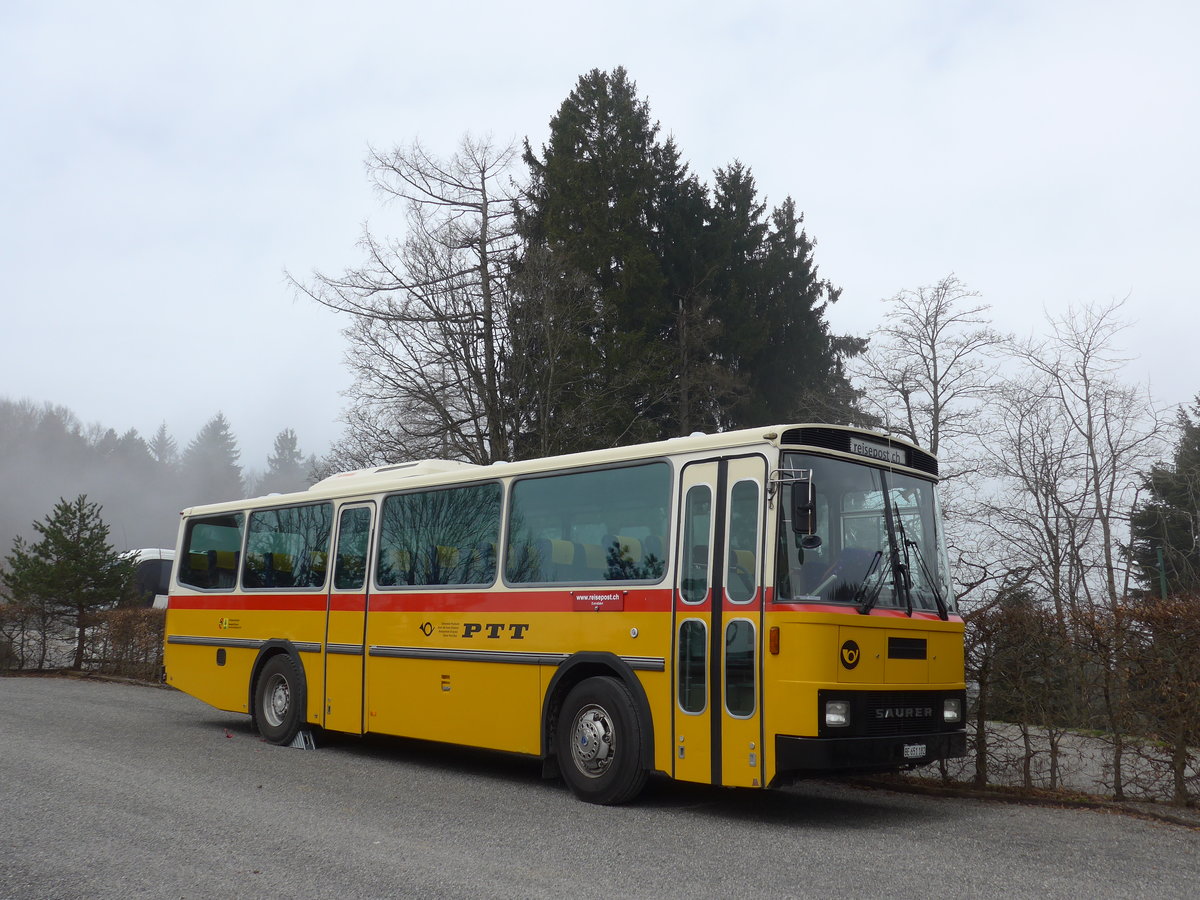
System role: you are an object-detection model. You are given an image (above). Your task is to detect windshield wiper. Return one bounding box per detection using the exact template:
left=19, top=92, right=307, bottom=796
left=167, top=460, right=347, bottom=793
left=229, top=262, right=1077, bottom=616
left=854, top=550, right=885, bottom=614
left=890, top=499, right=915, bottom=617
left=878, top=485, right=914, bottom=616
left=905, top=537, right=950, bottom=621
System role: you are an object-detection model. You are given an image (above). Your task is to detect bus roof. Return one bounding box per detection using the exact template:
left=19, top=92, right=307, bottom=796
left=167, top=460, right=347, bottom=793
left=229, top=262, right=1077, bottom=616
left=179, top=424, right=934, bottom=517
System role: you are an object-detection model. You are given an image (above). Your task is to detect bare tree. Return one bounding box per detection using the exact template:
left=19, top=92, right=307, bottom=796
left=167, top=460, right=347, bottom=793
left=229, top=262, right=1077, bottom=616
left=1004, top=300, right=1164, bottom=613
left=978, top=377, right=1091, bottom=629
left=977, top=299, right=1164, bottom=798
left=851, top=275, right=1007, bottom=615
left=853, top=275, right=1005, bottom=459
left=293, top=134, right=524, bottom=466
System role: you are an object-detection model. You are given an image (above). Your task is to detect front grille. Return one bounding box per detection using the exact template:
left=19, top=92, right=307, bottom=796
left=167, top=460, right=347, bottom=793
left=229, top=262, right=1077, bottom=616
left=864, top=692, right=941, bottom=735
left=818, top=689, right=962, bottom=738
left=889, top=637, right=927, bottom=659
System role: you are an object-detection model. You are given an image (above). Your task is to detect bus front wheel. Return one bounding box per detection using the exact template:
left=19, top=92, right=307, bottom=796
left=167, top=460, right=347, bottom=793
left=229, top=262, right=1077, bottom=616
left=253, top=654, right=305, bottom=745
left=556, top=676, right=647, bottom=805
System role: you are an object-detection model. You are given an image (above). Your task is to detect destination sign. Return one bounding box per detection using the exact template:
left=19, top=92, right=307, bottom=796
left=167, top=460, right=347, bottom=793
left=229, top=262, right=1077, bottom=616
left=848, top=437, right=907, bottom=466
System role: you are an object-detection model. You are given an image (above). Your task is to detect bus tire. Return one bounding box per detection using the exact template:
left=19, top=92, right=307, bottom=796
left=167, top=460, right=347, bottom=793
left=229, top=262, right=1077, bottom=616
left=556, top=676, right=647, bottom=805
left=253, top=654, right=305, bottom=745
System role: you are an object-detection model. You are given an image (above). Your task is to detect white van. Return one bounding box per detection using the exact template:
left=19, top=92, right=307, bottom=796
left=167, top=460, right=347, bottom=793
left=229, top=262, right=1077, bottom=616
left=126, top=549, right=175, bottom=609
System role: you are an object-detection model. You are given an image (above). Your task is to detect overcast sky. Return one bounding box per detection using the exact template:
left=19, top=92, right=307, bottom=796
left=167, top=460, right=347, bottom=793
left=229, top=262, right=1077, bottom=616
left=1, top=0, right=1197, bottom=468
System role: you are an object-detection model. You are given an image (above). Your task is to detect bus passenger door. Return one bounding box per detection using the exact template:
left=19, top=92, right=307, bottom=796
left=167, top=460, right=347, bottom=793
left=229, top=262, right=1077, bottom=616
left=673, top=456, right=767, bottom=788
left=323, top=503, right=374, bottom=734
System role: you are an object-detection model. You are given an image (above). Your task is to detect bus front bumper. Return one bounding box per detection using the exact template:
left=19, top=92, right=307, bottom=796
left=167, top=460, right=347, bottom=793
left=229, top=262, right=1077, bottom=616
left=773, top=730, right=967, bottom=781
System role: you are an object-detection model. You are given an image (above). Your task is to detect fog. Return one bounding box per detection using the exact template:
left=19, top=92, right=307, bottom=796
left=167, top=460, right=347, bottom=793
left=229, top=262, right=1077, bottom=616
left=0, top=398, right=315, bottom=557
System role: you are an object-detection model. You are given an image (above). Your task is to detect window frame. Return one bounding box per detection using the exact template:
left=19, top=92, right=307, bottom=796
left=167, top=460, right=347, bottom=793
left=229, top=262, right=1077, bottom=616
left=723, top=617, right=757, bottom=718
left=176, top=512, right=245, bottom=592
left=678, top=482, right=714, bottom=605
left=373, top=480, right=503, bottom=591
left=724, top=477, right=761, bottom=605
left=240, top=501, right=334, bottom=592
left=502, top=459, right=674, bottom=588
left=676, top=617, right=709, bottom=715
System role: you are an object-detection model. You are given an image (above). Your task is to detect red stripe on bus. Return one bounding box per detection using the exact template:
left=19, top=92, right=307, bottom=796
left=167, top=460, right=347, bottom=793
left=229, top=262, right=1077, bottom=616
left=329, top=595, right=366, bottom=612
left=168, top=589, right=676, bottom=614
left=367, top=589, right=674, bottom=614
left=768, top=601, right=962, bottom=621
left=167, top=591, right=958, bottom=621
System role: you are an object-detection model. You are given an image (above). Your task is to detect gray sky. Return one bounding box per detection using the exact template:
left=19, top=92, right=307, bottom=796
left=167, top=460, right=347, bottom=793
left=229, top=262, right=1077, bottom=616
left=2, top=0, right=1197, bottom=467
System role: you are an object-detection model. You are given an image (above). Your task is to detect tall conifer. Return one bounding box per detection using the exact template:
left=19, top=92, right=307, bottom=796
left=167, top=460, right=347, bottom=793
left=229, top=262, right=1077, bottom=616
left=180, top=413, right=244, bottom=505
left=1131, top=397, right=1200, bottom=596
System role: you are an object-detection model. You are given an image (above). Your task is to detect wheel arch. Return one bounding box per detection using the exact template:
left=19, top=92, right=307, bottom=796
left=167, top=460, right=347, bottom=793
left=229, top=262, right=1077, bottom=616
left=541, top=651, right=655, bottom=772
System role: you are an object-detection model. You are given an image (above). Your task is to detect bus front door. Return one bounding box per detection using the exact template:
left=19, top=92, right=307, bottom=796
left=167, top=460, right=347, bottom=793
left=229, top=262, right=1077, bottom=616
left=673, top=456, right=767, bottom=788
left=323, top=503, right=374, bottom=734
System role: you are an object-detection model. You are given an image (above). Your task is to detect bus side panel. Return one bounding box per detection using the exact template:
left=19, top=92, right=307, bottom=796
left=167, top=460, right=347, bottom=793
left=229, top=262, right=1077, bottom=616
left=163, top=639, right=255, bottom=714
left=366, top=655, right=541, bottom=754
left=362, top=600, right=674, bottom=761
left=164, top=601, right=328, bottom=728
left=635, top=669, right=673, bottom=775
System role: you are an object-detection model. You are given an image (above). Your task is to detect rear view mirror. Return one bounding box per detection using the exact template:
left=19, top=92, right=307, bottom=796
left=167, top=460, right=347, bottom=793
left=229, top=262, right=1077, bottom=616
left=791, top=476, right=816, bottom=535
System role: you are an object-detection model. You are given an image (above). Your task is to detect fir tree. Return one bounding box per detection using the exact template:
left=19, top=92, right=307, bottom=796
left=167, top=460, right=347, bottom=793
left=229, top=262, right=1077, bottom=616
left=519, top=67, right=684, bottom=450
left=518, top=68, right=864, bottom=449
left=148, top=422, right=179, bottom=470
left=1, top=495, right=137, bottom=669
left=1131, top=396, right=1200, bottom=597
left=259, top=428, right=309, bottom=495
left=181, top=413, right=244, bottom=505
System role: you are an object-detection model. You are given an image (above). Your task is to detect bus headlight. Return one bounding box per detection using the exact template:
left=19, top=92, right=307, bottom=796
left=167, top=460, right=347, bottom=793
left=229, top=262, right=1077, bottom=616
left=825, top=700, right=850, bottom=728
left=943, top=698, right=962, bottom=724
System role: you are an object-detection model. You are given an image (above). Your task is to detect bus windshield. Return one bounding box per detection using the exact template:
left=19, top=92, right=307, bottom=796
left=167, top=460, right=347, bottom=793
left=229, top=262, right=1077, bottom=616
left=775, top=452, right=954, bottom=616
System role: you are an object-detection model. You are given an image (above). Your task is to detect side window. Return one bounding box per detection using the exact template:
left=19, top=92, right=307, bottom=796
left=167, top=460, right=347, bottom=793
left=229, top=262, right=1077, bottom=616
left=726, top=480, right=760, bottom=603
left=724, top=620, right=756, bottom=717
left=677, top=619, right=707, bottom=714
left=506, top=463, right=671, bottom=584
left=178, top=514, right=244, bottom=590
left=680, top=484, right=712, bottom=603
left=376, top=483, right=501, bottom=587
left=334, top=507, right=372, bottom=591
left=242, top=503, right=332, bottom=590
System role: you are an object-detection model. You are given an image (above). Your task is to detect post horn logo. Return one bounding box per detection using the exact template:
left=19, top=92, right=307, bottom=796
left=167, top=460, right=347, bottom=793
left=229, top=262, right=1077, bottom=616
left=840, top=639, right=861, bottom=669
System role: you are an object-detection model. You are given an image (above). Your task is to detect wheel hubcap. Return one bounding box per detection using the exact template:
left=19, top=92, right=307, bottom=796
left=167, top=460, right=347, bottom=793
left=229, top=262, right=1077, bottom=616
left=264, top=673, right=290, bottom=728
left=571, top=704, right=614, bottom=778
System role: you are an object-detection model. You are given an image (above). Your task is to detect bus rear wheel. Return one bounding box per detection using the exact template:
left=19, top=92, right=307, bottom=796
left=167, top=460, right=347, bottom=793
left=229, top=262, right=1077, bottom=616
left=556, top=676, right=647, bottom=805
left=253, top=654, right=305, bottom=745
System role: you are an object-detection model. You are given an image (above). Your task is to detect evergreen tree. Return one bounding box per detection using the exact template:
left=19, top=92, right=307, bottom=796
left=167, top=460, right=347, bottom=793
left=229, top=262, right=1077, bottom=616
left=1, top=495, right=137, bottom=669
left=519, top=67, right=685, bottom=450
left=518, top=67, right=864, bottom=450
left=1130, top=396, right=1200, bottom=597
left=759, top=198, right=866, bottom=424
left=259, top=428, right=309, bottom=495
left=148, top=422, right=179, bottom=470
left=180, top=413, right=244, bottom=505
left=707, top=162, right=771, bottom=425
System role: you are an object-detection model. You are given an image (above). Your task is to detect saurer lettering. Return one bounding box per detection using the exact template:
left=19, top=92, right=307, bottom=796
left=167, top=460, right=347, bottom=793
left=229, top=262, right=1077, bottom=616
left=875, top=706, right=933, bottom=719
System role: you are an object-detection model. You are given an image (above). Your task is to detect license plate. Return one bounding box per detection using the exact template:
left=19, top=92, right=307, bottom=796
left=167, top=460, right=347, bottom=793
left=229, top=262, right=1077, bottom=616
left=903, top=743, right=927, bottom=760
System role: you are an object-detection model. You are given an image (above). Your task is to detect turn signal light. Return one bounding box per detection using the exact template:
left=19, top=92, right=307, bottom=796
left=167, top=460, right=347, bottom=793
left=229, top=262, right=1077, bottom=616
left=769, top=626, right=779, bottom=655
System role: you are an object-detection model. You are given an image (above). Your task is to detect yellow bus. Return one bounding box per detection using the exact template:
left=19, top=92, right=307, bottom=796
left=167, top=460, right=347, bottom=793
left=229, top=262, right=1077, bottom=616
left=164, top=425, right=965, bottom=804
